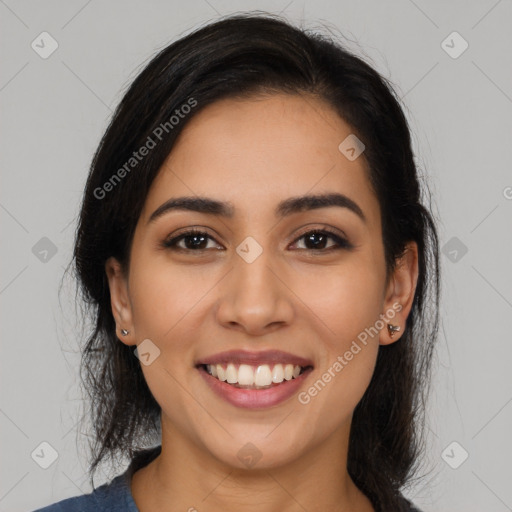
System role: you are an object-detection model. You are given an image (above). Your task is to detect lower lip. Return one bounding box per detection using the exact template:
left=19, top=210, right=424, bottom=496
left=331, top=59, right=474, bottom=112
left=197, top=366, right=313, bottom=409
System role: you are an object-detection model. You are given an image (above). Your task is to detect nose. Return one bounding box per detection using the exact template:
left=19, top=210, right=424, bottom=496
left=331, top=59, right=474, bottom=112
left=215, top=249, right=294, bottom=336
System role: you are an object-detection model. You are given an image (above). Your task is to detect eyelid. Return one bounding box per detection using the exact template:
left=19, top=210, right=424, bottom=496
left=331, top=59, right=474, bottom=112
left=291, top=224, right=348, bottom=243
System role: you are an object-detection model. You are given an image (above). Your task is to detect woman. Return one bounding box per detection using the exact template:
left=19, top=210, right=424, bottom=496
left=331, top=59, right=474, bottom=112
left=34, top=12, right=439, bottom=512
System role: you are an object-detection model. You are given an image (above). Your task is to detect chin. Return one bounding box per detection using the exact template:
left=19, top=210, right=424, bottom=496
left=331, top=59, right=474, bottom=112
left=202, top=430, right=306, bottom=471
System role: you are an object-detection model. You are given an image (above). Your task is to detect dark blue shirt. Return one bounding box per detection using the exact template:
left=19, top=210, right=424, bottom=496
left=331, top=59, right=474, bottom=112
left=32, top=445, right=422, bottom=511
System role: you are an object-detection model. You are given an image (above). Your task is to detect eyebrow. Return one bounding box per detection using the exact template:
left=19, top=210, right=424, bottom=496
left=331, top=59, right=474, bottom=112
left=147, top=192, right=366, bottom=225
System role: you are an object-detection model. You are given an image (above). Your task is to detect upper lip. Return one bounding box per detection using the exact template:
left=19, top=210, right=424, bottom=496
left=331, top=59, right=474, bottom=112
left=196, top=350, right=314, bottom=368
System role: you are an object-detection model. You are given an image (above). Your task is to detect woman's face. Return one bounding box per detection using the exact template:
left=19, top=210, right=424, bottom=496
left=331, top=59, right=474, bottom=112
left=106, top=93, right=417, bottom=470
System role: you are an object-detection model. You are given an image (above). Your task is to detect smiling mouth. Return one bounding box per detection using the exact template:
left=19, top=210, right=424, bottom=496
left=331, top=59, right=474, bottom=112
left=198, top=363, right=313, bottom=389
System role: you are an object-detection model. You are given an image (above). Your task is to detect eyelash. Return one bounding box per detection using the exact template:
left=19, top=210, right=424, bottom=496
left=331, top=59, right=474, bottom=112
left=161, top=227, right=353, bottom=253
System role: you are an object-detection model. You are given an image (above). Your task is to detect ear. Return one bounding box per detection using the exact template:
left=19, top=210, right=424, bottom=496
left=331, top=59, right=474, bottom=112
left=379, top=241, right=419, bottom=346
left=105, top=256, right=136, bottom=346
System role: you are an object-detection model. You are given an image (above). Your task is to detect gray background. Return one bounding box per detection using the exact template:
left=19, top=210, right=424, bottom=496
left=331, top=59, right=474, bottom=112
left=1, top=1, right=511, bottom=511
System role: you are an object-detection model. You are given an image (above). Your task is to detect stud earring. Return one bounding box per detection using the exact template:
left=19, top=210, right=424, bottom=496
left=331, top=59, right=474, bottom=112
left=387, top=323, right=401, bottom=338
left=120, top=329, right=130, bottom=336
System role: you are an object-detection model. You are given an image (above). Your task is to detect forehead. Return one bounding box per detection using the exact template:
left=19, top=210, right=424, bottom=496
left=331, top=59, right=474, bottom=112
left=140, top=93, right=380, bottom=230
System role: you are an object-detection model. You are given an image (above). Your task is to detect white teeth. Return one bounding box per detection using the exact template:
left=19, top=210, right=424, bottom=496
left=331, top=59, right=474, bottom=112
left=216, top=365, right=227, bottom=382
left=205, top=363, right=305, bottom=387
left=272, top=364, right=284, bottom=383
left=238, top=364, right=254, bottom=385
left=284, top=364, right=294, bottom=380
left=254, top=364, right=272, bottom=387
left=226, top=363, right=238, bottom=384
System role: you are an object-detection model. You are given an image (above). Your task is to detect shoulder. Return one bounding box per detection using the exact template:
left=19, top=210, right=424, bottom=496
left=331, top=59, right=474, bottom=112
left=31, top=473, right=134, bottom=512
left=31, top=445, right=161, bottom=512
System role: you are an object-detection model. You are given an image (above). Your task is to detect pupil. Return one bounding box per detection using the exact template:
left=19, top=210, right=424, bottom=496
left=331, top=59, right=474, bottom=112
left=187, top=235, right=207, bottom=249
left=306, top=232, right=326, bottom=249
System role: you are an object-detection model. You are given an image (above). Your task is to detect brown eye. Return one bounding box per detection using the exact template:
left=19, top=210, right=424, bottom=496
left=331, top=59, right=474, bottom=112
left=163, top=229, right=221, bottom=251
left=292, top=229, right=353, bottom=252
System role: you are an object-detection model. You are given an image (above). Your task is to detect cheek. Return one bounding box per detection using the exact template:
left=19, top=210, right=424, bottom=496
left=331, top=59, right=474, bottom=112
left=291, top=258, right=385, bottom=346
left=292, top=258, right=383, bottom=409
left=298, top=287, right=381, bottom=433
left=128, top=254, right=210, bottom=341
left=297, top=345, right=378, bottom=444
left=127, top=258, right=206, bottom=434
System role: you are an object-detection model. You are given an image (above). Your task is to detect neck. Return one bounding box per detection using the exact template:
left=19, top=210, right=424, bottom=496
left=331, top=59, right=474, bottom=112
left=131, top=420, right=374, bottom=512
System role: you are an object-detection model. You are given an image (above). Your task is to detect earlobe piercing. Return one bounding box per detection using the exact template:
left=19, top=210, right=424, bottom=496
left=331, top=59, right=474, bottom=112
left=120, top=329, right=130, bottom=336
left=387, top=323, right=401, bottom=338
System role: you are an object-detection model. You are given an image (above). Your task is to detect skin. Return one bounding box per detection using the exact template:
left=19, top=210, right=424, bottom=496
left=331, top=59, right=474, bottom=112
left=105, top=93, right=418, bottom=512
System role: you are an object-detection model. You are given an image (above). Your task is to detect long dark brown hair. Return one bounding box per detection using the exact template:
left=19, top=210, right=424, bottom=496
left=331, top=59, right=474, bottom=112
left=65, top=12, right=440, bottom=511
